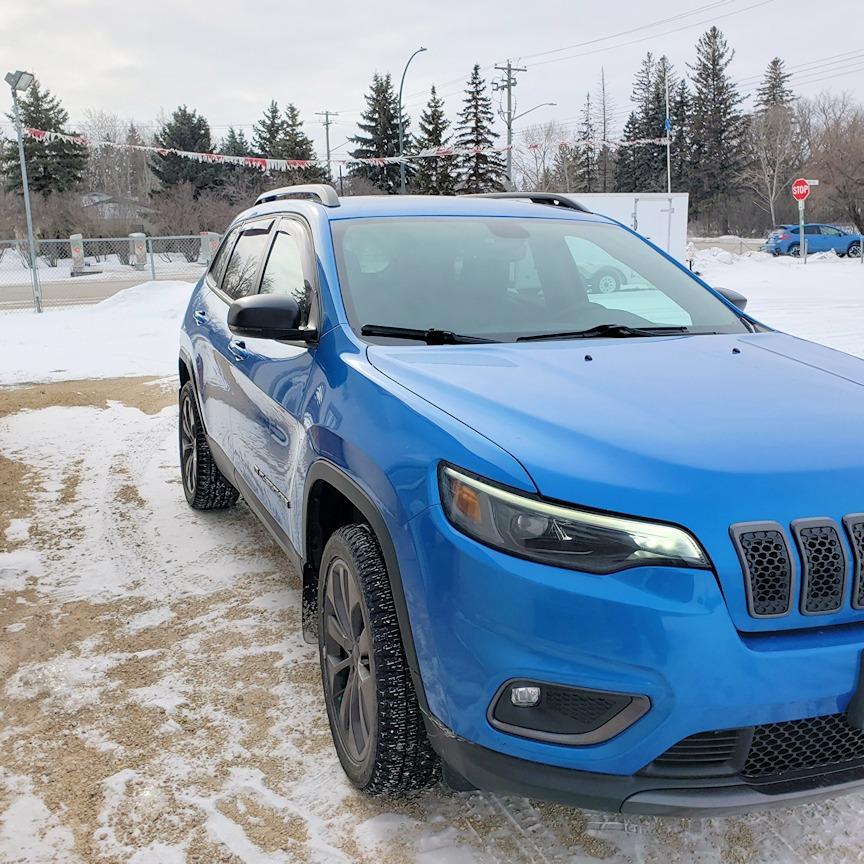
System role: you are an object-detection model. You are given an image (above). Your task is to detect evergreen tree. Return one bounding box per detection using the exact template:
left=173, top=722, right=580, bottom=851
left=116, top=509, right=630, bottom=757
left=555, top=92, right=597, bottom=192
left=455, top=64, right=506, bottom=193
left=220, top=126, right=251, bottom=156
left=252, top=101, right=286, bottom=156
left=124, top=122, right=151, bottom=200
left=614, top=112, right=642, bottom=192
left=687, top=26, right=748, bottom=229
left=349, top=73, right=406, bottom=194
left=412, top=86, right=457, bottom=195
left=1, top=79, right=87, bottom=195
left=755, top=58, right=794, bottom=111
left=151, top=106, right=220, bottom=194
left=281, top=104, right=327, bottom=183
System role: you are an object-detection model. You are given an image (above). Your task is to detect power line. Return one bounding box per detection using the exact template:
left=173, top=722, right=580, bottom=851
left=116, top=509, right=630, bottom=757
left=528, top=0, right=777, bottom=69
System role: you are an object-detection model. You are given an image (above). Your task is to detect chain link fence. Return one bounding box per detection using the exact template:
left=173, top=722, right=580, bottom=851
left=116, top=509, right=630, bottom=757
left=687, top=237, right=767, bottom=256
left=0, top=233, right=220, bottom=313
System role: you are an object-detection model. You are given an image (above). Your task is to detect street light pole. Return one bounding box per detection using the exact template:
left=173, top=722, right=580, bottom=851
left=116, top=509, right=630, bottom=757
left=6, top=70, right=41, bottom=313
left=398, top=47, right=427, bottom=195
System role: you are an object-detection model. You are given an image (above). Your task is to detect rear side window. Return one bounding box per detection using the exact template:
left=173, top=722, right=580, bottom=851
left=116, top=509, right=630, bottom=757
left=209, top=227, right=240, bottom=287
left=804, top=225, right=821, bottom=235
left=222, top=220, right=273, bottom=300
left=259, top=230, right=311, bottom=325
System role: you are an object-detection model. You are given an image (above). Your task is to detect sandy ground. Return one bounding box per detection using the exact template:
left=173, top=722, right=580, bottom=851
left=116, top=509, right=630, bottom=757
left=4, top=378, right=864, bottom=863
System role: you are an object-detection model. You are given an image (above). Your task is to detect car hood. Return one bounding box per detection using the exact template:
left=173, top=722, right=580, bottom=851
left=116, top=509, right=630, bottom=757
left=368, top=331, right=864, bottom=527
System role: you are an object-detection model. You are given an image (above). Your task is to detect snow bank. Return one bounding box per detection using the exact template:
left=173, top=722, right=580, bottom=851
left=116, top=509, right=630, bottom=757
left=0, top=281, right=194, bottom=385
left=694, top=250, right=864, bottom=359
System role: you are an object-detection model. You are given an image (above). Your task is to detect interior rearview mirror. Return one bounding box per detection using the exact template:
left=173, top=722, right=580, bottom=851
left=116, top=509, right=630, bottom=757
left=227, top=294, right=317, bottom=342
left=713, top=286, right=747, bottom=311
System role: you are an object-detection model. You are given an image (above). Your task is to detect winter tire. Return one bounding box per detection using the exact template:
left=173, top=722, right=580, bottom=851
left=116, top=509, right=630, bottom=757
left=318, top=524, right=439, bottom=795
left=788, top=244, right=800, bottom=257
left=179, top=381, right=239, bottom=510
left=848, top=242, right=862, bottom=259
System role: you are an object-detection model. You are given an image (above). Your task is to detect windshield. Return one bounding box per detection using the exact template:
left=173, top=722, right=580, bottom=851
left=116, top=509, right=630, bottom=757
left=331, top=217, right=748, bottom=342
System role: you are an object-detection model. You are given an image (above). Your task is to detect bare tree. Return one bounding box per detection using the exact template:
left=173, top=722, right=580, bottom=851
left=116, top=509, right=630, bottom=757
left=802, top=93, right=864, bottom=232
left=741, top=105, right=801, bottom=226
left=513, top=122, right=566, bottom=191
left=593, top=68, right=616, bottom=192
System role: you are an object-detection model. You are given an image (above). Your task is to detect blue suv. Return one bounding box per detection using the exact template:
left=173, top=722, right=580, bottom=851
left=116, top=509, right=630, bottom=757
left=765, top=223, right=862, bottom=257
left=179, top=185, right=864, bottom=815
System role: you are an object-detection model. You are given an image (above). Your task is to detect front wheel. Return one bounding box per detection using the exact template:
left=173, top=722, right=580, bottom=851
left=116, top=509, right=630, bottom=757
left=318, top=524, right=438, bottom=795
left=848, top=242, right=862, bottom=259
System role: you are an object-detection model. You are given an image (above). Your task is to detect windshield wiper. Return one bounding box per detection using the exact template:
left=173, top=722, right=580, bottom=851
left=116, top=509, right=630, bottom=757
left=361, top=324, right=496, bottom=344
left=516, top=324, right=692, bottom=342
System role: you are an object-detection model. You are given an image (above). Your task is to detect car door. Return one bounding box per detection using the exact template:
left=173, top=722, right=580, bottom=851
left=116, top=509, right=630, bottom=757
left=195, top=217, right=274, bottom=462
left=188, top=224, right=241, bottom=459
left=226, top=216, right=318, bottom=542
left=804, top=225, right=825, bottom=254
left=819, top=225, right=846, bottom=253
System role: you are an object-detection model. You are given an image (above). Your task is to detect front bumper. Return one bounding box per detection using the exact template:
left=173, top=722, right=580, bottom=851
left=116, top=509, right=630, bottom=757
left=400, top=504, right=864, bottom=779
left=429, top=722, right=864, bottom=815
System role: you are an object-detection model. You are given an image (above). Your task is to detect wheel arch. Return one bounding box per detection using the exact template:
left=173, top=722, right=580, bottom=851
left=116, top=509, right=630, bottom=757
left=302, top=460, right=430, bottom=716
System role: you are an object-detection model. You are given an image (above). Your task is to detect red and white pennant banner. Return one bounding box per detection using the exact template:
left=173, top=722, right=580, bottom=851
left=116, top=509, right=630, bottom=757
left=23, top=127, right=669, bottom=172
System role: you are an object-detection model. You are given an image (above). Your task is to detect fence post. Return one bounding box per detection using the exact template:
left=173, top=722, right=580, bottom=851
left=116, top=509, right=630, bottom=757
left=147, top=237, right=156, bottom=281
left=69, top=233, right=85, bottom=276
left=129, top=232, right=147, bottom=271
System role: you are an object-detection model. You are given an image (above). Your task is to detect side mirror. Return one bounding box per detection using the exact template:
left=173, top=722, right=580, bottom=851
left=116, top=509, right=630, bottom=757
left=714, top=286, right=747, bottom=311
left=227, top=294, right=317, bottom=342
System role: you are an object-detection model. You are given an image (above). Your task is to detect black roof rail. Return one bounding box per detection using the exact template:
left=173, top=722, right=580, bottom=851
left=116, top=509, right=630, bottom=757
left=467, top=191, right=591, bottom=213
left=255, top=184, right=340, bottom=208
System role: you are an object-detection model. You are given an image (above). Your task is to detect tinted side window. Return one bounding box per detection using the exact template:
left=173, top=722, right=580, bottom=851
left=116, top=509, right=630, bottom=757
left=259, top=230, right=311, bottom=325
left=222, top=221, right=273, bottom=300
left=209, top=227, right=240, bottom=287
left=822, top=226, right=843, bottom=237
left=804, top=225, right=821, bottom=235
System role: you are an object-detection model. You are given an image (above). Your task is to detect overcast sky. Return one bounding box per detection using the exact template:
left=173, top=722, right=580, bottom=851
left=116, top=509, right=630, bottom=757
left=2, top=0, right=862, bottom=159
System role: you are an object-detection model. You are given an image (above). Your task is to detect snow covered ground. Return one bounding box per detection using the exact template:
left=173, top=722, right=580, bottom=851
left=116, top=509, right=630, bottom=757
left=2, top=252, right=864, bottom=863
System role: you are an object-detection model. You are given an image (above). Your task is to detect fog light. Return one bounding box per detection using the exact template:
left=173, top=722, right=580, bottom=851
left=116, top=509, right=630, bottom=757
left=510, top=686, right=541, bottom=707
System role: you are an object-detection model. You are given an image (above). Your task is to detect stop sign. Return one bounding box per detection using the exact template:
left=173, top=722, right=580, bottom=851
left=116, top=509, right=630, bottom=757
left=792, top=178, right=811, bottom=202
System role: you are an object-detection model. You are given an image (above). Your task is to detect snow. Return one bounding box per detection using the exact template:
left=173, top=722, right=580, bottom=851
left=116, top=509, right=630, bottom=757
left=3, top=256, right=864, bottom=862
left=0, top=280, right=194, bottom=384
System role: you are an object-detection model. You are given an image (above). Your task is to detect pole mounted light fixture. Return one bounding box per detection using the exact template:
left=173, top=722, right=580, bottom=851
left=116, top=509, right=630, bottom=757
left=398, top=47, right=427, bottom=195
left=6, top=68, right=41, bottom=312
left=5, top=70, right=34, bottom=92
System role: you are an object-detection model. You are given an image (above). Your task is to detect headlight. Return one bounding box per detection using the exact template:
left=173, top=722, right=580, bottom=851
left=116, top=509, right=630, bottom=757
left=439, top=465, right=709, bottom=574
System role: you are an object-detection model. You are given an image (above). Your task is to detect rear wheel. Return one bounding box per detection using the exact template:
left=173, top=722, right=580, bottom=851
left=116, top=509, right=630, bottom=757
left=788, top=244, right=800, bottom=257
left=178, top=381, right=239, bottom=510
left=318, top=524, right=438, bottom=794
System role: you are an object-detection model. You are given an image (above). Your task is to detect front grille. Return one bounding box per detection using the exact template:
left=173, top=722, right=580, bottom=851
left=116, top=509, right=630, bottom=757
left=730, top=523, right=793, bottom=617
left=647, top=713, right=864, bottom=783
left=652, top=729, right=740, bottom=771
left=843, top=514, right=864, bottom=609
left=793, top=520, right=847, bottom=614
left=744, top=713, right=864, bottom=779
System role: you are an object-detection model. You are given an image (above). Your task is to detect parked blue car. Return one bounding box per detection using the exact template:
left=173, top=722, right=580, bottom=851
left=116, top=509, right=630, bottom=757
left=179, top=186, right=864, bottom=815
left=765, top=223, right=862, bottom=257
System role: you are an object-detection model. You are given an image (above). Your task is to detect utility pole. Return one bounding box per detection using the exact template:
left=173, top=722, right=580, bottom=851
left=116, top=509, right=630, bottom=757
left=493, top=59, right=526, bottom=189
left=316, top=110, right=338, bottom=182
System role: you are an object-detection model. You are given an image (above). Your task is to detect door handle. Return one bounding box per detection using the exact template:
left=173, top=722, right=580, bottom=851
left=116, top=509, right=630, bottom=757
left=193, top=309, right=207, bottom=324
left=228, top=339, right=248, bottom=361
